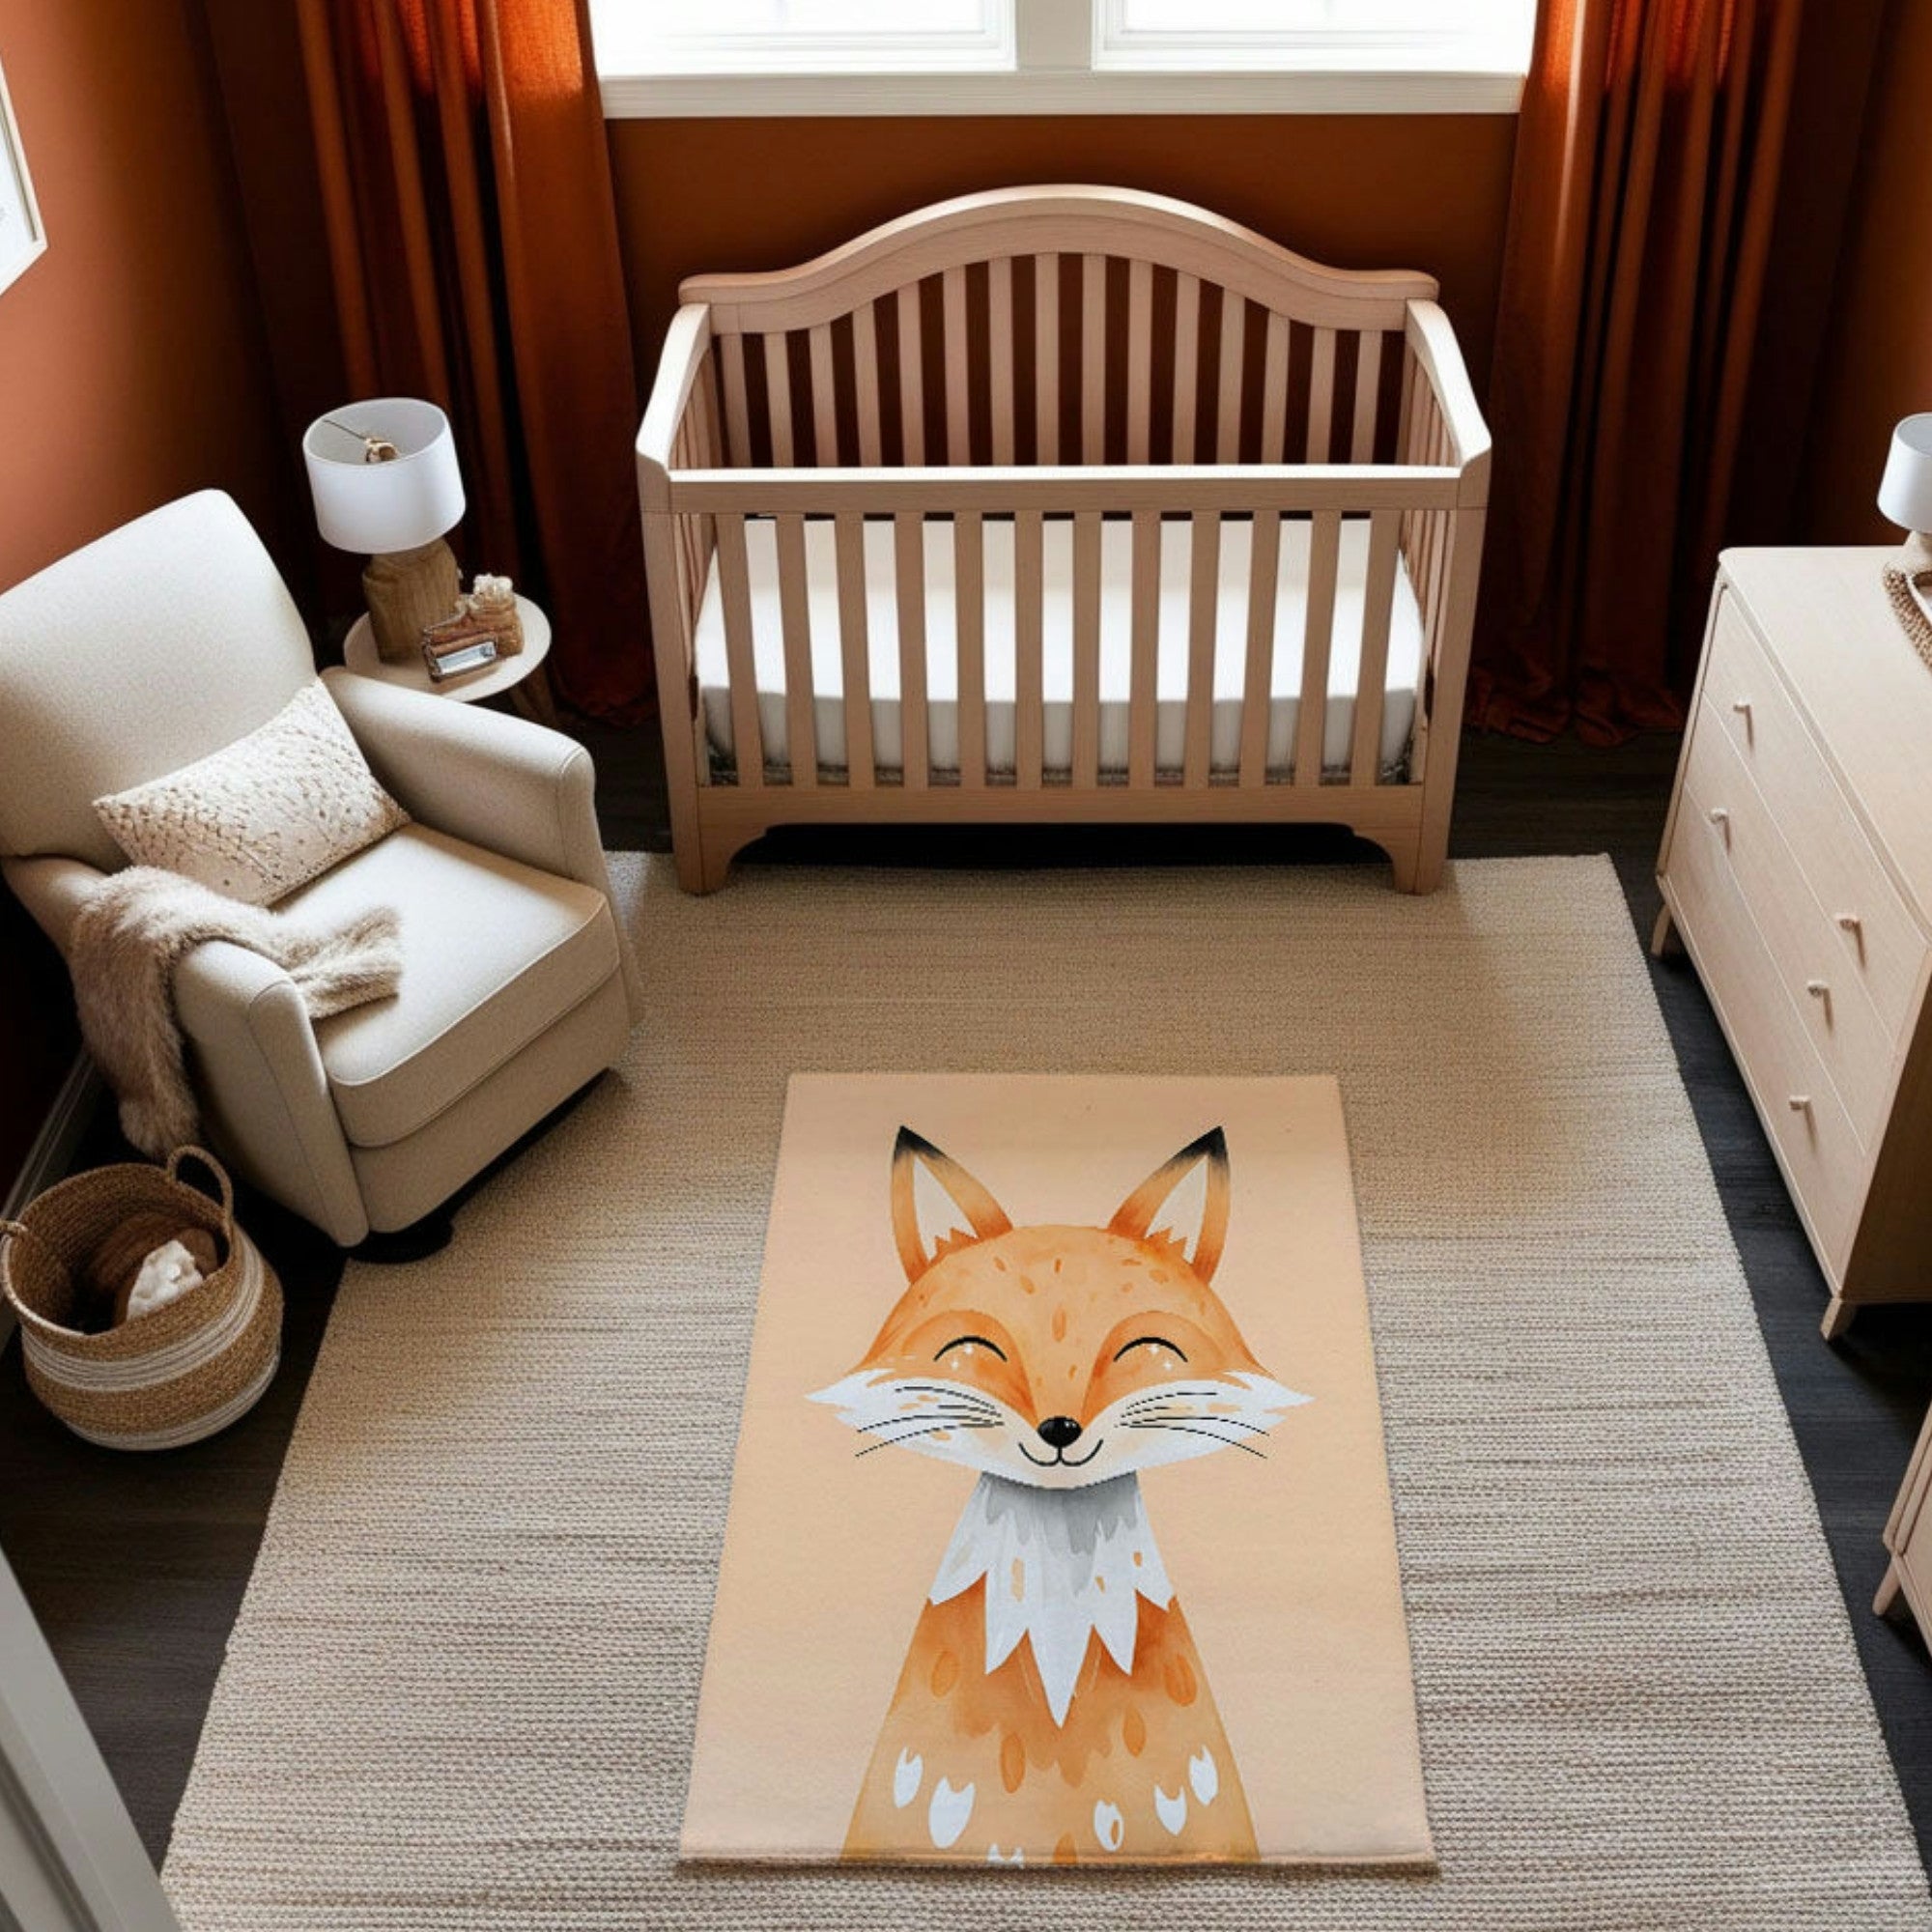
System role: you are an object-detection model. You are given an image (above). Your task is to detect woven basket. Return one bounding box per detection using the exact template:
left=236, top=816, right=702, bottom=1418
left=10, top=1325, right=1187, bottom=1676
left=0, top=1148, right=282, bottom=1451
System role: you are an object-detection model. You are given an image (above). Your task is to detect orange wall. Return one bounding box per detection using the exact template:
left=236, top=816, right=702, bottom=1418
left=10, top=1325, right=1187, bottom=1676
left=1802, top=0, right=1932, bottom=544
left=609, top=116, right=1519, bottom=394
left=0, top=0, right=289, bottom=1182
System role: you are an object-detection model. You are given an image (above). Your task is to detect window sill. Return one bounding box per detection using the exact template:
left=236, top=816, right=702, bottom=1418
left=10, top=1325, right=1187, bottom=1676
left=596, top=66, right=1524, bottom=119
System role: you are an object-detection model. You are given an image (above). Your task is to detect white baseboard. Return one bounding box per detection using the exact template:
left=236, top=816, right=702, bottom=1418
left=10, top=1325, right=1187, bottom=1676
left=1, top=1054, right=101, bottom=1346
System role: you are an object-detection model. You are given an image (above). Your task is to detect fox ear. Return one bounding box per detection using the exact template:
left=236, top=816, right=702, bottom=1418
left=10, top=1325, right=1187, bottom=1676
left=891, top=1128, right=1013, bottom=1282
left=1109, top=1127, right=1231, bottom=1282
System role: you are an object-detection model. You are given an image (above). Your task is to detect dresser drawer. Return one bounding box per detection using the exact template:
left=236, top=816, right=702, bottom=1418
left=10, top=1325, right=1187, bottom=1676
left=1668, top=754, right=1866, bottom=1272
left=1700, top=593, right=1927, bottom=1038
left=1683, top=713, right=1899, bottom=1144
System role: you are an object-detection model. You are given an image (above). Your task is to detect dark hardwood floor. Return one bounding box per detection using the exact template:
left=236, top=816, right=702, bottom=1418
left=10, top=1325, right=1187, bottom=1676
left=4, top=724, right=1930, bottom=1876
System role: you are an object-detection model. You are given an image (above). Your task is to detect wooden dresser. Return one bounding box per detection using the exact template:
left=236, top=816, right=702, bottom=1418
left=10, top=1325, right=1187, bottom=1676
left=1655, top=548, right=1932, bottom=1339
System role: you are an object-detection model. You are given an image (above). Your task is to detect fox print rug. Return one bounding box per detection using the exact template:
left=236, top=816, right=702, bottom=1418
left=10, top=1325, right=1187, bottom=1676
left=680, top=1073, right=1432, bottom=1867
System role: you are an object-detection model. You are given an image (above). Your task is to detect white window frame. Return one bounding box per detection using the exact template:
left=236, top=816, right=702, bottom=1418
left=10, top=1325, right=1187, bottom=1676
left=591, top=0, right=1531, bottom=118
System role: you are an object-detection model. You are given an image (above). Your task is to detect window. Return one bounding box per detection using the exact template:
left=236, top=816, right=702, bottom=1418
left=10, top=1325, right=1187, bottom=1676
left=591, top=2, right=1012, bottom=77
left=590, top=0, right=1534, bottom=116
left=1099, top=0, right=1536, bottom=75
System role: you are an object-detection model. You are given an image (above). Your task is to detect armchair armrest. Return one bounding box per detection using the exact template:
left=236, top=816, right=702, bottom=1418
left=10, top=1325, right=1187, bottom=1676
left=1, top=854, right=367, bottom=1242
left=173, top=940, right=367, bottom=1244
left=324, top=668, right=591, bottom=876
left=322, top=668, right=643, bottom=1019
left=2, top=853, right=107, bottom=955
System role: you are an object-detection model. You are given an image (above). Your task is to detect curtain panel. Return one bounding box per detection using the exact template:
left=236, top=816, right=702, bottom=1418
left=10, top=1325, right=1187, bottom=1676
left=1473, top=0, right=1807, bottom=743
left=297, top=0, right=651, bottom=720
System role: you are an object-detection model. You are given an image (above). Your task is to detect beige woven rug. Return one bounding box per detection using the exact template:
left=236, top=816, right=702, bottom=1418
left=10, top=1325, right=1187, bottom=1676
left=162, top=855, right=1929, bottom=1929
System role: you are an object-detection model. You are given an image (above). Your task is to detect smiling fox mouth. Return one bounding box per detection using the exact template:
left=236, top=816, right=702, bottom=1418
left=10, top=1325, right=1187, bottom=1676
left=1017, top=1435, right=1105, bottom=1469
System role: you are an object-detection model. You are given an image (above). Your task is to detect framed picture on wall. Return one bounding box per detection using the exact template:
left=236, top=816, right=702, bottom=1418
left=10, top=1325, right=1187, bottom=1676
left=0, top=54, right=45, bottom=296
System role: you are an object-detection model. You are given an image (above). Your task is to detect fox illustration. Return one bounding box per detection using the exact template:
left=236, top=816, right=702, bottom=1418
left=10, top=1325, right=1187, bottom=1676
left=811, top=1125, right=1308, bottom=1865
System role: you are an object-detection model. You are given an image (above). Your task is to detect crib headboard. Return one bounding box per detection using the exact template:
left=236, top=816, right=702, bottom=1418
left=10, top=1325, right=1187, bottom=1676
left=672, top=185, right=1448, bottom=472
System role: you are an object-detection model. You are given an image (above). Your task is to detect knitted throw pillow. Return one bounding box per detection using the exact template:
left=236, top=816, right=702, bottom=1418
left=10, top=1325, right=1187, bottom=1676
left=94, top=680, right=409, bottom=905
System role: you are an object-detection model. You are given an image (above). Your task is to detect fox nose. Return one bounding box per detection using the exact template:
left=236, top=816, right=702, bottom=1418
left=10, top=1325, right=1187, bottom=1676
left=1037, top=1415, right=1083, bottom=1450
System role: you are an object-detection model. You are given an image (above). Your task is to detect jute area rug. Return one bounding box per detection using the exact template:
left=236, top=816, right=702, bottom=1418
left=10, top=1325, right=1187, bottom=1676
left=161, top=855, right=1929, bottom=1930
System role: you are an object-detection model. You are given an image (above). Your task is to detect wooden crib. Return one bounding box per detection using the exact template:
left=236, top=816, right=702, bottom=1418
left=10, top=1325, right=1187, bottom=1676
left=638, top=185, right=1491, bottom=894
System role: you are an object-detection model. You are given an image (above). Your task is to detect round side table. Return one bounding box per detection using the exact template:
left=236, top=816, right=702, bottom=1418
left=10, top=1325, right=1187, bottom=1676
left=342, top=593, right=558, bottom=725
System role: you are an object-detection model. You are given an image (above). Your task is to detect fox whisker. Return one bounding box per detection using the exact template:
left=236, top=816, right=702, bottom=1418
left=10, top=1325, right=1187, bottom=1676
left=856, top=1421, right=1001, bottom=1457
left=855, top=1409, right=998, bottom=1434
left=1120, top=1384, right=1242, bottom=1410
left=890, top=1382, right=1003, bottom=1412
left=1122, top=1418, right=1266, bottom=1459
left=1124, top=1407, right=1271, bottom=1435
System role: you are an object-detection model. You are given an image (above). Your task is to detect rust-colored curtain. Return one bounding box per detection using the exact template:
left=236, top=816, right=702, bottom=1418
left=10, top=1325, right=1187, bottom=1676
left=1471, top=0, right=1804, bottom=742
left=297, top=0, right=650, bottom=721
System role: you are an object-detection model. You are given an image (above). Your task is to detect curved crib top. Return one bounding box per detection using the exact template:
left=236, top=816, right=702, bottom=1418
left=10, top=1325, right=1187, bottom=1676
left=678, top=184, right=1440, bottom=336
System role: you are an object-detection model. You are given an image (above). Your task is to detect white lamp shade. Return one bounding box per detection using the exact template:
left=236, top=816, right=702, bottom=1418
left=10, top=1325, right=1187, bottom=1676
left=302, top=398, right=466, bottom=554
left=1878, top=413, right=1932, bottom=534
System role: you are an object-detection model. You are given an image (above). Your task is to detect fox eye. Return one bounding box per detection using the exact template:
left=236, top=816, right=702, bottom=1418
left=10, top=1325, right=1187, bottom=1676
left=1114, top=1335, right=1188, bottom=1364
left=935, top=1333, right=1008, bottom=1362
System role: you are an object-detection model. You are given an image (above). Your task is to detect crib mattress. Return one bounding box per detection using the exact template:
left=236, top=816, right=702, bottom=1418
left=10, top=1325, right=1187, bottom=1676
left=693, top=517, right=1425, bottom=781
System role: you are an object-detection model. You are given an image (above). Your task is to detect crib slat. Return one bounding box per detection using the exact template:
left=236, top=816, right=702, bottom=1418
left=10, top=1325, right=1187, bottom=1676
left=1294, top=510, right=1341, bottom=786
left=1184, top=511, right=1220, bottom=787
left=1261, top=311, right=1290, bottom=464
left=1238, top=510, right=1282, bottom=788
left=721, top=332, right=752, bottom=467
left=1071, top=510, right=1102, bottom=787
left=696, top=355, right=724, bottom=467
left=988, top=258, right=1015, bottom=466
left=1396, top=340, right=1418, bottom=462
left=1034, top=254, right=1059, bottom=464
left=1307, top=326, right=1336, bottom=463
left=835, top=513, right=874, bottom=788
left=954, top=510, right=987, bottom=787
left=1350, top=508, right=1402, bottom=785
left=1172, top=271, right=1201, bottom=464
left=1350, top=329, right=1382, bottom=464
left=1082, top=253, right=1106, bottom=465
left=897, top=283, right=924, bottom=464
left=809, top=323, right=838, bottom=468
left=1215, top=292, right=1245, bottom=464
left=943, top=265, right=970, bottom=465
left=894, top=513, right=929, bottom=789
left=1126, top=259, right=1152, bottom=463
left=1014, top=508, right=1044, bottom=790
left=853, top=302, right=883, bottom=467
left=715, top=513, right=763, bottom=790
left=764, top=333, right=795, bottom=467
left=775, top=513, right=816, bottom=788
left=1128, top=509, right=1160, bottom=788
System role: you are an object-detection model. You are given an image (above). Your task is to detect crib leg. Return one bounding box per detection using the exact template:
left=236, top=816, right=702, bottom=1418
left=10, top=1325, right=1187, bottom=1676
left=1385, top=829, right=1441, bottom=895
left=672, top=833, right=708, bottom=895
left=693, top=824, right=758, bottom=894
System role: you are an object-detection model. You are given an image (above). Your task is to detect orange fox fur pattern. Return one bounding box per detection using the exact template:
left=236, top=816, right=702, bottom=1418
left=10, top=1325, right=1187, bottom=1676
left=811, top=1127, right=1309, bottom=1864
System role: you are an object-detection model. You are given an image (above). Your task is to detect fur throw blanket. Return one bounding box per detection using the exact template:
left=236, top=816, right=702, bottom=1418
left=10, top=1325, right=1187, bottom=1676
left=70, top=867, right=403, bottom=1158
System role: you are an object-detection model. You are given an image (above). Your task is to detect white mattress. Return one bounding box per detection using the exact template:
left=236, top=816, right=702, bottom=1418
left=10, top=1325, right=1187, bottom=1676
left=693, top=517, right=1424, bottom=780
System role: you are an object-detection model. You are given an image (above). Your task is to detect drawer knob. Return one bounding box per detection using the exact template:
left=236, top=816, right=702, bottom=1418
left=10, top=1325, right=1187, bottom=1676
left=1708, top=807, right=1730, bottom=825
left=1732, top=698, right=1752, bottom=720
left=1806, top=979, right=1830, bottom=997
left=1837, top=912, right=1863, bottom=933
left=1788, top=1094, right=1812, bottom=1113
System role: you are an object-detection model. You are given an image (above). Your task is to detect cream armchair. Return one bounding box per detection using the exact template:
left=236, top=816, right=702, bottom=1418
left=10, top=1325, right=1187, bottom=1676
left=0, top=491, right=641, bottom=1246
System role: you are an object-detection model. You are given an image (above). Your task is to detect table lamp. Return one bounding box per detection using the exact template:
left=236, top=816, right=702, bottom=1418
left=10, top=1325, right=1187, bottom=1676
left=303, top=398, right=466, bottom=665
left=1878, top=412, right=1932, bottom=666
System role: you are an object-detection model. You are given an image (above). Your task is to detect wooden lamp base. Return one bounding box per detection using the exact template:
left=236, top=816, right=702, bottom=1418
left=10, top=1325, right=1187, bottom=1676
left=363, top=539, right=462, bottom=665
